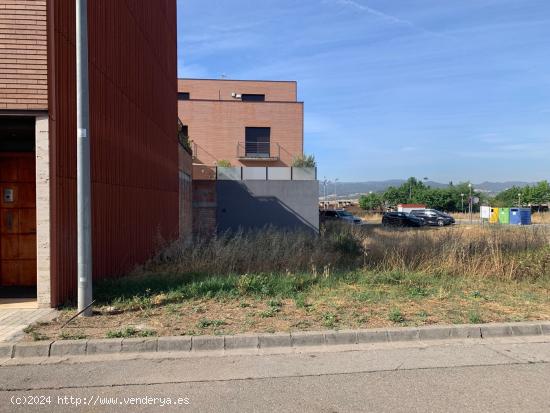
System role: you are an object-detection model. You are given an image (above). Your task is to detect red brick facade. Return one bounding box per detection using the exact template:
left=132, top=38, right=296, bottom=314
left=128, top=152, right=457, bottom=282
left=178, top=79, right=303, bottom=167
left=0, top=0, right=48, bottom=110
left=178, top=79, right=297, bottom=102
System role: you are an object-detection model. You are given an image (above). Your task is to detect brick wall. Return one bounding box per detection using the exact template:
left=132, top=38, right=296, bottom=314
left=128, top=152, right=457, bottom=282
left=0, top=0, right=48, bottom=110
left=179, top=100, right=303, bottom=167
left=192, top=179, right=217, bottom=237
left=179, top=147, right=193, bottom=242
left=178, top=79, right=297, bottom=102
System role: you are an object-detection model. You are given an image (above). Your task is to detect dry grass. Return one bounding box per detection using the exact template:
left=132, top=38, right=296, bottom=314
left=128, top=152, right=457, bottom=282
left=532, top=212, right=550, bottom=224
left=26, top=224, right=550, bottom=341
left=147, top=224, right=550, bottom=281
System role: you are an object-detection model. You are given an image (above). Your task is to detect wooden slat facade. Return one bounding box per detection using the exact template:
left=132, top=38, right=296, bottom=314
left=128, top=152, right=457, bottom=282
left=48, top=0, right=179, bottom=305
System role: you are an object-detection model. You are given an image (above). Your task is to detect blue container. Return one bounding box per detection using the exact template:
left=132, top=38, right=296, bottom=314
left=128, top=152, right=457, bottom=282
left=510, top=208, right=532, bottom=225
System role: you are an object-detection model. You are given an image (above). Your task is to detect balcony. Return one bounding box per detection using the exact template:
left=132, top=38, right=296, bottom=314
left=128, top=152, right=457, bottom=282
left=237, top=141, right=280, bottom=161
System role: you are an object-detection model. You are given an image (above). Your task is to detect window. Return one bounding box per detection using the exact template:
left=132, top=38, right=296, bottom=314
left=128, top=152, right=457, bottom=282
left=178, top=92, right=190, bottom=100
left=241, top=94, right=265, bottom=102
left=245, top=127, right=270, bottom=157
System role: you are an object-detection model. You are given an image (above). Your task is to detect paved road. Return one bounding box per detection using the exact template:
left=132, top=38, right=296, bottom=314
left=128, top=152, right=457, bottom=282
left=0, top=336, right=549, bottom=412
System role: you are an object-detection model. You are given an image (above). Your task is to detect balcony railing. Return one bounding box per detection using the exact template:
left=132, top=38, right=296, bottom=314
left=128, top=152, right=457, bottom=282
left=237, top=141, right=280, bottom=160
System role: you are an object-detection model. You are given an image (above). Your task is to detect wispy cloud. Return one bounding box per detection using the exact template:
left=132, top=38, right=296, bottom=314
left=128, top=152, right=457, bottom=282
left=330, top=0, right=450, bottom=38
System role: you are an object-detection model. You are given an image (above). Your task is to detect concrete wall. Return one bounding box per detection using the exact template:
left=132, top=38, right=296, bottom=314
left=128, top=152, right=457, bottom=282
left=35, top=115, right=50, bottom=307
left=216, top=180, right=319, bottom=233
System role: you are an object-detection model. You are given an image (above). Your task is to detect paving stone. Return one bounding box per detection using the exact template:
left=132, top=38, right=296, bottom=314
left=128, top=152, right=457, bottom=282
left=224, top=335, right=259, bottom=350
left=510, top=323, right=542, bottom=337
left=258, top=333, right=291, bottom=349
left=50, top=340, right=87, bottom=357
left=158, top=336, right=192, bottom=353
left=13, top=341, right=52, bottom=358
left=121, top=338, right=158, bottom=353
left=86, top=339, right=122, bottom=354
left=192, top=336, right=224, bottom=351
left=450, top=326, right=482, bottom=339
left=480, top=324, right=513, bottom=338
left=0, top=343, right=13, bottom=358
left=291, top=331, right=325, bottom=347
left=357, top=329, right=389, bottom=344
left=387, top=327, right=420, bottom=342
left=324, top=330, right=357, bottom=345
left=418, top=326, right=454, bottom=341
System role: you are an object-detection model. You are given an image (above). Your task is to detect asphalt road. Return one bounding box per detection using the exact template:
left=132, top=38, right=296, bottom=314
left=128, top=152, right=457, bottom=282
left=1, top=336, right=549, bottom=412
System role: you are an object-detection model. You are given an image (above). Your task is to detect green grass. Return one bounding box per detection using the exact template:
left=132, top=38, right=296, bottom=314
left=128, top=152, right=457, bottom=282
left=388, top=308, right=405, bottom=323
left=196, top=318, right=226, bottom=329
left=59, top=331, right=87, bottom=340
left=106, top=327, right=157, bottom=338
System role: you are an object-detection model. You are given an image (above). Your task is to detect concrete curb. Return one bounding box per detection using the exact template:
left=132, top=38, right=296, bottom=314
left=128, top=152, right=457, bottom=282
left=7, top=321, right=550, bottom=359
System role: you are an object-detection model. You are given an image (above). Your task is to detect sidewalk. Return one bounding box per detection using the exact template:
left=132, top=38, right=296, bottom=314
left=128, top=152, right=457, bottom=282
left=0, top=308, right=57, bottom=342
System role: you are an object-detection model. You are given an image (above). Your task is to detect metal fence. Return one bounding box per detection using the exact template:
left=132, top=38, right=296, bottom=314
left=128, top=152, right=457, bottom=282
left=237, top=141, right=281, bottom=159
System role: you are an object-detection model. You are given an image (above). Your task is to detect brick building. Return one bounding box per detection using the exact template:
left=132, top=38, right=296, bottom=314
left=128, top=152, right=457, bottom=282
left=0, top=0, right=190, bottom=307
left=177, top=79, right=304, bottom=167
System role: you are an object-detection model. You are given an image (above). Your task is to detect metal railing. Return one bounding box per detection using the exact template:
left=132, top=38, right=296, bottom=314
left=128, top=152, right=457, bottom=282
left=237, top=141, right=281, bottom=160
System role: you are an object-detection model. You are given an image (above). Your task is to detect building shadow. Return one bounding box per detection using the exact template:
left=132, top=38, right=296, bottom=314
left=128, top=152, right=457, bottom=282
left=217, top=180, right=318, bottom=233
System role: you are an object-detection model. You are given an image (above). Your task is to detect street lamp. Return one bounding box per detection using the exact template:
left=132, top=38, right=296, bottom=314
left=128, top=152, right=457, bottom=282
left=461, top=193, right=465, bottom=213
left=518, top=193, right=522, bottom=207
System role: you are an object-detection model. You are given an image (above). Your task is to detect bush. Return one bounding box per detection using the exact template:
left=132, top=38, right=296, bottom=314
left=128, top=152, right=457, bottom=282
left=292, top=154, right=316, bottom=168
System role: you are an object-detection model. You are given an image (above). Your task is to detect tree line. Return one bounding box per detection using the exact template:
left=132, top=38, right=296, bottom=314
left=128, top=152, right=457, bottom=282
left=358, top=178, right=550, bottom=213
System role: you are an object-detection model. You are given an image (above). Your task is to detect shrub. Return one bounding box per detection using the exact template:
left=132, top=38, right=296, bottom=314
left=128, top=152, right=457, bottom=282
left=216, top=160, right=232, bottom=167
left=292, top=154, right=316, bottom=168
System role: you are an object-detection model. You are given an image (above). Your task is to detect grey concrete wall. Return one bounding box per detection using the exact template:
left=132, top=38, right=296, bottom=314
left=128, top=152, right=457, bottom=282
left=217, top=180, right=319, bottom=233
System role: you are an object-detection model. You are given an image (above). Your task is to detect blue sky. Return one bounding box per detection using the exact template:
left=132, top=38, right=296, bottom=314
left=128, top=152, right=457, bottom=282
left=177, top=0, right=550, bottom=183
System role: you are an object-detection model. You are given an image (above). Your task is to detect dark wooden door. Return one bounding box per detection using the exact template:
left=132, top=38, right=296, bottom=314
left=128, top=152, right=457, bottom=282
left=0, top=153, right=36, bottom=287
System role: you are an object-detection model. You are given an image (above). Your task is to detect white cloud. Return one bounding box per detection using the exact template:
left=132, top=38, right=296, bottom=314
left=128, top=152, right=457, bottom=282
left=329, top=0, right=451, bottom=39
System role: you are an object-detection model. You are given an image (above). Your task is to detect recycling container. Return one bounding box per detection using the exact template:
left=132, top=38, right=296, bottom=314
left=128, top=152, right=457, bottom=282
left=510, top=208, right=532, bottom=225
left=489, top=208, right=499, bottom=224
left=498, top=208, right=510, bottom=224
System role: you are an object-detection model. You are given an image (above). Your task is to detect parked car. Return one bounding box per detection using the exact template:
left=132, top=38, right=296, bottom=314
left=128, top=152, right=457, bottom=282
left=320, top=209, right=362, bottom=225
left=382, top=212, right=425, bottom=227
left=409, top=209, right=455, bottom=226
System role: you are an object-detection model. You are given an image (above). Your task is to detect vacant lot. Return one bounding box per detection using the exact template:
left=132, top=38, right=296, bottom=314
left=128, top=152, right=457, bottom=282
left=27, top=224, right=550, bottom=340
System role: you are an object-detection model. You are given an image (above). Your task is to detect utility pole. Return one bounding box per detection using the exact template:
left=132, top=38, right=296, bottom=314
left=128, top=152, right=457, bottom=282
left=518, top=193, right=522, bottom=207
left=323, top=177, right=327, bottom=209
left=468, top=183, right=473, bottom=223
left=461, top=193, right=465, bottom=213
left=76, top=0, right=92, bottom=316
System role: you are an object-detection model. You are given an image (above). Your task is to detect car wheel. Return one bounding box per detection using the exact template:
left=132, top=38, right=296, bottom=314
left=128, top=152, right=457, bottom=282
left=437, top=219, right=445, bottom=227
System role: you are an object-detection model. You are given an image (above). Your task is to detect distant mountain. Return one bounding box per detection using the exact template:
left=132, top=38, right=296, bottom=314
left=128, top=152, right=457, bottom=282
left=319, top=180, right=536, bottom=198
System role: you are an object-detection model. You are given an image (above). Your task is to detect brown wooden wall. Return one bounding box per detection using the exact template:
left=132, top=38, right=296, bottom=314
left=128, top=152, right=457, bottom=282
left=0, top=0, right=48, bottom=110
left=48, top=0, right=179, bottom=305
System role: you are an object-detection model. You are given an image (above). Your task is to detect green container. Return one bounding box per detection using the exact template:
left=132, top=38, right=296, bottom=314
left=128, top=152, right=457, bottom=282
left=498, top=208, right=510, bottom=224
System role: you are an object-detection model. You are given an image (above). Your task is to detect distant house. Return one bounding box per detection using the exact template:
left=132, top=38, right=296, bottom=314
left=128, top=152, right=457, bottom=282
left=177, top=79, right=304, bottom=167
left=178, top=79, right=317, bottom=234
left=397, top=204, right=427, bottom=213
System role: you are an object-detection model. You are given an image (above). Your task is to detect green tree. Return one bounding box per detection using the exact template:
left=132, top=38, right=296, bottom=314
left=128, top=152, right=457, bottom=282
left=359, top=192, right=383, bottom=211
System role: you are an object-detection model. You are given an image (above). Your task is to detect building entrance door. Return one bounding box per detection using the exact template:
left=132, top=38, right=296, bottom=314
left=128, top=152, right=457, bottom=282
left=0, top=153, right=36, bottom=293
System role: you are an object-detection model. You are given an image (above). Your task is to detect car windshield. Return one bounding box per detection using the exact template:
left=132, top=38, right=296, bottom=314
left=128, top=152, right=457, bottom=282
left=337, top=211, right=353, bottom=217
